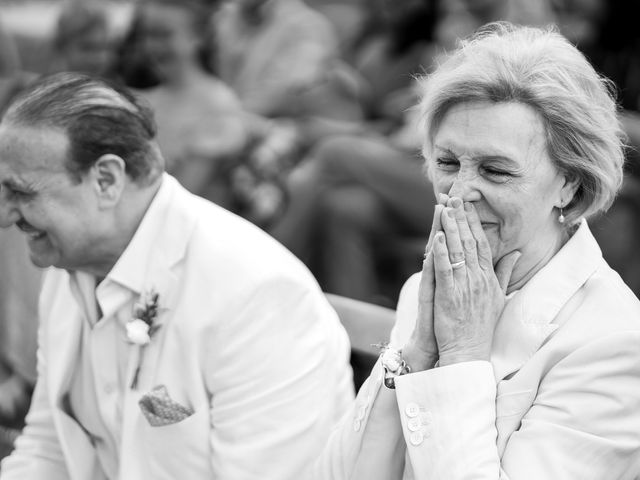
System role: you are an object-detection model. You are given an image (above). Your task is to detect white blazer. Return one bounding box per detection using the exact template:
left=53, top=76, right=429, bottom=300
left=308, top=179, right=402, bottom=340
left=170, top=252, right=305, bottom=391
left=0, top=175, right=353, bottom=480
left=313, top=221, right=640, bottom=479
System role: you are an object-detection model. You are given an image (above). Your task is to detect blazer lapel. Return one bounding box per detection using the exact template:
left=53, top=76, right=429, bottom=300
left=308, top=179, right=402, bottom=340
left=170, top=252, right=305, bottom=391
left=118, top=176, right=197, bottom=475
left=491, top=221, right=602, bottom=382
left=45, top=274, right=100, bottom=480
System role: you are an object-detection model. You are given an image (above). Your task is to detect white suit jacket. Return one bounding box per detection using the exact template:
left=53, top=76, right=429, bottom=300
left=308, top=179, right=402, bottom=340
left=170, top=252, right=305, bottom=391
left=0, top=174, right=353, bottom=480
left=313, top=220, right=640, bottom=479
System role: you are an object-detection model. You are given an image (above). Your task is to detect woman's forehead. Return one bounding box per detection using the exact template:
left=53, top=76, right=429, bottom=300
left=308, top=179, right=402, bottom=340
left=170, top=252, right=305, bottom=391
left=431, top=102, right=547, bottom=160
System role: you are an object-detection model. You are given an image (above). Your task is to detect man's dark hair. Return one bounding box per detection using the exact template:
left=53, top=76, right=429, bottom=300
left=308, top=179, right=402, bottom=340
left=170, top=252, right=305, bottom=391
left=1, top=72, right=164, bottom=184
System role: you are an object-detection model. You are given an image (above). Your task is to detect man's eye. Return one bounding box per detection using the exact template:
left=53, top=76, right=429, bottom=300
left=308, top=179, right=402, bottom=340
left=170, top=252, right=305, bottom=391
left=7, top=187, right=30, bottom=199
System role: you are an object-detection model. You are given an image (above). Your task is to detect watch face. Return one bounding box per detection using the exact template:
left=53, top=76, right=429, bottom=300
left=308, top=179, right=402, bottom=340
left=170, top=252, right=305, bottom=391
left=384, top=375, right=396, bottom=389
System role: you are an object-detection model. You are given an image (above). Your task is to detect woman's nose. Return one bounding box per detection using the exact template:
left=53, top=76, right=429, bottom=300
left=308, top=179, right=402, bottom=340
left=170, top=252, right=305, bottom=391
left=447, top=172, right=482, bottom=202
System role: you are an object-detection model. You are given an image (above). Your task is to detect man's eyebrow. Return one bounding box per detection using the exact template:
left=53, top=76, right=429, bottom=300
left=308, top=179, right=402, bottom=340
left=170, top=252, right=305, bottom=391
left=1, top=177, right=30, bottom=190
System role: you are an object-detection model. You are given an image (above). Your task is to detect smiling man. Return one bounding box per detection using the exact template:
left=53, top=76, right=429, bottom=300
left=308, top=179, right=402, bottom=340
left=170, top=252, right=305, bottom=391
left=0, top=72, right=352, bottom=480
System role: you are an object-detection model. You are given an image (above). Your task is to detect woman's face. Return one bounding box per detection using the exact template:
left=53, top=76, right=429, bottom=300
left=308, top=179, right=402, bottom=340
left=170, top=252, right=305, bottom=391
left=428, top=101, right=573, bottom=265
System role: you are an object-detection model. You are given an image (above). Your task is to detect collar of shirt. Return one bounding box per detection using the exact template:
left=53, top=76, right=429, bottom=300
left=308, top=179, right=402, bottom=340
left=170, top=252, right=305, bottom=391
left=95, top=175, right=173, bottom=320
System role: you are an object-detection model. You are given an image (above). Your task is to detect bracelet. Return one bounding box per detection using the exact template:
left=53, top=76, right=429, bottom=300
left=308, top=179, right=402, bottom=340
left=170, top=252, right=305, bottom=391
left=377, top=344, right=411, bottom=389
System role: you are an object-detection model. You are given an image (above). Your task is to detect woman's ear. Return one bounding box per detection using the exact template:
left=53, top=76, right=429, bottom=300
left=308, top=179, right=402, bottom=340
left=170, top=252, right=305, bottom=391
left=91, top=154, right=127, bottom=208
left=558, top=174, right=580, bottom=208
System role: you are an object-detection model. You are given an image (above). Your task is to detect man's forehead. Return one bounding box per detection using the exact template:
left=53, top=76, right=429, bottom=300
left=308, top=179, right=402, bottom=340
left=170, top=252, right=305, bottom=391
left=0, top=123, right=70, bottom=172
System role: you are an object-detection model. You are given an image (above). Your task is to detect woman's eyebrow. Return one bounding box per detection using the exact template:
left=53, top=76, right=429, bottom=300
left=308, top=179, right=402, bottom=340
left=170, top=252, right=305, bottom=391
left=434, top=145, right=518, bottom=164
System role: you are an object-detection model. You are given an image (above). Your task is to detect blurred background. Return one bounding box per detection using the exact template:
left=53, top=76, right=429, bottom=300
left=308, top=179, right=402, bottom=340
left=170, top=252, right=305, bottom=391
left=1, top=0, right=640, bottom=458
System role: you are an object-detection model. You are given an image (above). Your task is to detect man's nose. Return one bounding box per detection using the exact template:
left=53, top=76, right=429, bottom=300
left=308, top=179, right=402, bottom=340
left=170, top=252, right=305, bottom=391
left=0, top=195, right=20, bottom=228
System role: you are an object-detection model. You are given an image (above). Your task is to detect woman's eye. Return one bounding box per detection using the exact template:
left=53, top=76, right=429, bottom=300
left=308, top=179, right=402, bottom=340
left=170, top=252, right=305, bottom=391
left=482, top=167, right=511, bottom=179
left=435, top=157, right=459, bottom=170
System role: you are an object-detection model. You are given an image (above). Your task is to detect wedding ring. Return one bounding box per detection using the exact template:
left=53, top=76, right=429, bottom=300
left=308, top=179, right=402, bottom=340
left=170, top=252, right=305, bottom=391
left=451, top=260, right=466, bottom=269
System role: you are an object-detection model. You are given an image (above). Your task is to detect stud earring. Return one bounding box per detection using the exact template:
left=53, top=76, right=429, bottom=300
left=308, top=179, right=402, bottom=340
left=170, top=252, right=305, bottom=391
left=558, top=206, right=565, bottom=224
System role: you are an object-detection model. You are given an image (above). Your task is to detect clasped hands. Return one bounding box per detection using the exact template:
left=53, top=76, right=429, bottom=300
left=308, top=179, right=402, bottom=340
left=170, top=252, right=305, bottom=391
left=403, top=195, right=521, bottom=372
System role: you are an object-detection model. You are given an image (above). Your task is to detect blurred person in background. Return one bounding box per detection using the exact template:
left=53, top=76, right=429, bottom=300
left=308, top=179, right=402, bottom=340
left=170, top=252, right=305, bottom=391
left=49, top=0, right=116, bottom=77
left=269, top=106, right=436, bottom=305
left=312, top=23, right=640, bottom=479
left=435, top=0, right=555, bottom=51
left=213, top=0, right=341, bottom=120
left=0, top=15, right=20, bottom=78
left=345, top=0, right=438, bottom=128
left=133, top=0, right=250, bottom=208
left=210, top=0, right=367, bottom=226
left=268, top=0, right=440, bottom=304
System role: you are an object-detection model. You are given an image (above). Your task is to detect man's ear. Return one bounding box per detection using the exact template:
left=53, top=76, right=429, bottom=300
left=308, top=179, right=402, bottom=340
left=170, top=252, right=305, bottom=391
left=91, top=154, right=127, bottom=208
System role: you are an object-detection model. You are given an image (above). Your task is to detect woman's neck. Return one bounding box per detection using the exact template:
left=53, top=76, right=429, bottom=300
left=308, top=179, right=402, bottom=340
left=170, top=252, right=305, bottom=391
left=506, top=228, right=571, bottom=294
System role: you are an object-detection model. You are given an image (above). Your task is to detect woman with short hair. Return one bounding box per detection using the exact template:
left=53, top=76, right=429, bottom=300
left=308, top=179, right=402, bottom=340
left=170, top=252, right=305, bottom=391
left=313, top=22, right=640, bottom=479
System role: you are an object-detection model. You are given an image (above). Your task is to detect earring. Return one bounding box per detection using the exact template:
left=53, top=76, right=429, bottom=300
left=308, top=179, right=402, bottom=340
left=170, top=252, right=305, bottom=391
left=558, top=206, right=565, bottom=224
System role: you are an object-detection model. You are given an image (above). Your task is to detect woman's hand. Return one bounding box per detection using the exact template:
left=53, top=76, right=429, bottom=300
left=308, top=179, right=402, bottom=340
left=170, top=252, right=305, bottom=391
left=432, top=198, right=520, bottom=367
left=402, top=199, right=448, bottom=372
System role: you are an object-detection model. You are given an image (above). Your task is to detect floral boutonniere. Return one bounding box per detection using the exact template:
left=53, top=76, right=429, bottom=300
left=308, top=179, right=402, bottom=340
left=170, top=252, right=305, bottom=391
left=127, top=289, right=162, bottom=389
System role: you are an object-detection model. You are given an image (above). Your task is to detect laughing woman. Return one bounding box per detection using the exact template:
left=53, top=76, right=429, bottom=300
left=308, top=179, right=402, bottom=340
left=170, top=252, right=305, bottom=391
left=313, top=23, right=640, bottom=479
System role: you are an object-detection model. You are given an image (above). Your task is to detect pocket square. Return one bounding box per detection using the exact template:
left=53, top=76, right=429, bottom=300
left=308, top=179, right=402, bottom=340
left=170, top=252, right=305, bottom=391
left=139, top=385, right=194, bottom=427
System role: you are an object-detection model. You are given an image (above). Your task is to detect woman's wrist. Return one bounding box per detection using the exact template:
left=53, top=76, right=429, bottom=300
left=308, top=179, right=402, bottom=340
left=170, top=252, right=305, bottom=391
left=402, top=341, right=437, bottom=372
left=438, top=347, right=491, bottom=367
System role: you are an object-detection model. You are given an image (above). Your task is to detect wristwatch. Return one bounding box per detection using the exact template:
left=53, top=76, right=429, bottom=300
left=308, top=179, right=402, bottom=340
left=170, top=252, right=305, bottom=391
left=380, top=346, right=411, bottom=389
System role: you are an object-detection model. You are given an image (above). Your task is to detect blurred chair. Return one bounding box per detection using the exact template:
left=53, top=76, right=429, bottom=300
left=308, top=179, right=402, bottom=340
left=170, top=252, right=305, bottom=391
left=325, top=293, right=395, bottom=392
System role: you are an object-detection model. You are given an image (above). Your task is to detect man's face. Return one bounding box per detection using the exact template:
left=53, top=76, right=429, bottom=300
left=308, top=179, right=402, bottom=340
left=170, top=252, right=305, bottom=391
left=0, top=124, right=104, bottom=271
left=139, top=4, right=200, bottom=79
left=63, top=27, right=114, bottom=76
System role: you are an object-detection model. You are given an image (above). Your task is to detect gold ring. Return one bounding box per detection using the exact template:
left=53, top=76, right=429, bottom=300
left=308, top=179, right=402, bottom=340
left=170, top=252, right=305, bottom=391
left=451, top=260, right=466, bottom=269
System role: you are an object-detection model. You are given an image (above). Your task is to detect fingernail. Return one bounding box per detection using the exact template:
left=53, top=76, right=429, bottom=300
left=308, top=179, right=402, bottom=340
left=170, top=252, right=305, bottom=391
left=438, top=193, right=448, bottom=204
left=464, top=202, right=473, bottom=212
left=447, top=208, right=456, bottom=218
left=451, top=198, right=462, bottom=209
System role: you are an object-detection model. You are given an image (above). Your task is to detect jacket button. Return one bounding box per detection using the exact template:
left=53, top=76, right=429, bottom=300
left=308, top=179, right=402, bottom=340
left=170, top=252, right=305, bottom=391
left=405, top=402, right=420, bottom=418
left=409, top=431, right=424, bottom=446
left=407, top=417, right=422, bottom=432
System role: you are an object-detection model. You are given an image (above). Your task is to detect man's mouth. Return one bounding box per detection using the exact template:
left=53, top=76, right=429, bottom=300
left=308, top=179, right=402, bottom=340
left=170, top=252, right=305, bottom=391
left=17, top=222, right=46, bottom=241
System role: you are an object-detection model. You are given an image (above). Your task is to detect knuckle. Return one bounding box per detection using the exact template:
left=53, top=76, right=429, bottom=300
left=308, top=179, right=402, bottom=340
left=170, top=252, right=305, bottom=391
left=450, top=251, right=465, bottom=262
left=462, top=238, right=477, bottom=251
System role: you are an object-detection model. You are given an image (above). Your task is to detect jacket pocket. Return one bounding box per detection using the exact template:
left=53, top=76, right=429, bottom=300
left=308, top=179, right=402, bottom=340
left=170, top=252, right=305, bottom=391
left=139, top=404, right=213, bottom=479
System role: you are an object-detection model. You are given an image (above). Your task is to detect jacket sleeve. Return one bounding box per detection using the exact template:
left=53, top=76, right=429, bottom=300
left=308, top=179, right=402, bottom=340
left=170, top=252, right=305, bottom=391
left=311, top=273, right=423, bottom=480
left=203, top=274, right=354, bottom=480
left=393, top=331, right=640, bottom=479
left=0, top=298, right=70, bottom=480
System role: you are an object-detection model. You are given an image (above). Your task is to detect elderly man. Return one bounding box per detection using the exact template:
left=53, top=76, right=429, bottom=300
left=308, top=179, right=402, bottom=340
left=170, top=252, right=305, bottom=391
left=0, top=72, right=353, bottom=480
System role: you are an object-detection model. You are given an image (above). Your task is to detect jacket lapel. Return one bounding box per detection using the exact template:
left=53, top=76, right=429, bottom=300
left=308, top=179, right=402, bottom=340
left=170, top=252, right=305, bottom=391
left=45, top=273, right=101, bottom=480
left=491, top=221, right=602, bottom=382
left=117, top=176, right=197, bottom=475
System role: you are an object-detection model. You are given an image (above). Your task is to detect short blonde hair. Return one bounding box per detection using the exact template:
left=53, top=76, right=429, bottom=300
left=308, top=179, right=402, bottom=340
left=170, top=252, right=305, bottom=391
left=419, top=22, right=625, bottom=225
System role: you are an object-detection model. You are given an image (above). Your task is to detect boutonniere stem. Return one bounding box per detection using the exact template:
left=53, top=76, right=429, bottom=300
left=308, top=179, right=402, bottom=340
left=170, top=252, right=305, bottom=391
left=127, top=290, right=162, bottom=389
